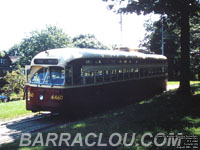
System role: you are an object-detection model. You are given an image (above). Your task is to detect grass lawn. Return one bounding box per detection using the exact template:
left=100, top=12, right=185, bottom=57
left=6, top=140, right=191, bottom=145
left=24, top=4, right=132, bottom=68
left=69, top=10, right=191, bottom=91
left=1, top=84, right=200, bottom=150
left=0, top=100, right=33, bottom=121
left=168, top=80, right=200, bottom=85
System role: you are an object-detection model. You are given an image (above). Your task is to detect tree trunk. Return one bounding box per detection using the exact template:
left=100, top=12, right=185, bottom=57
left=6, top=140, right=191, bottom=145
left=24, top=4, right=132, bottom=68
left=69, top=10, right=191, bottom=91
left=177, top=7, right=191, bottom=96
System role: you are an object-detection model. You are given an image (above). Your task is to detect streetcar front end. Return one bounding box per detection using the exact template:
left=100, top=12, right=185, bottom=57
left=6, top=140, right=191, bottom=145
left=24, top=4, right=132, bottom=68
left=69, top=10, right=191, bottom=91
left=25, top=65, right=66, bottom=112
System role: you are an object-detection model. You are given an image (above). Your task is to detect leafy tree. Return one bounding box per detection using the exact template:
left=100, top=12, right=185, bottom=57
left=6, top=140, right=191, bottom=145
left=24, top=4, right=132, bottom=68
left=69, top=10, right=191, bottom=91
left=8, top=28, right=111, bottom=67
left=2, top=66, right=25, bottom=98
left=104, top=0, right=200, bottom=95
left=141, top=17, right=180, bottom=80
left=190, top=13, right=200, bottom=80
left=8, top=25, right=73, bottom=66
left=73, top=34, right=108, bottom=49
left=0, top=50, right=6, bottom=57
left=8, top=44, right=21, bottom=56
left=141, top=13, right=200, bottom=81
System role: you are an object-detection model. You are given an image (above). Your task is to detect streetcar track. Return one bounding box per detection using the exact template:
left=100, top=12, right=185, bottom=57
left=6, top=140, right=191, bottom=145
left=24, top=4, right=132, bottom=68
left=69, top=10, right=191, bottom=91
left=0, top=112, right=56, bottom=127
left=0, top=122, right=63, bottom=145
left=0, top=112, right=66, bottom=145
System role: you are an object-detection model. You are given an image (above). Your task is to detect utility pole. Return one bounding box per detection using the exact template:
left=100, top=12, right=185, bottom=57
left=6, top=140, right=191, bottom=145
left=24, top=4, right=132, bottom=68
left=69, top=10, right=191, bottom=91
left=161, top=16, right=164, bottom=55
left=119, top=12, right=123, bottom=47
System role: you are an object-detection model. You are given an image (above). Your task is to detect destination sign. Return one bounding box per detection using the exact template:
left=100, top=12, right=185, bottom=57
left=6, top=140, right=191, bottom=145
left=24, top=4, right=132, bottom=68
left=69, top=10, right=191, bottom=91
left=34, top=59, right=58, bottom=65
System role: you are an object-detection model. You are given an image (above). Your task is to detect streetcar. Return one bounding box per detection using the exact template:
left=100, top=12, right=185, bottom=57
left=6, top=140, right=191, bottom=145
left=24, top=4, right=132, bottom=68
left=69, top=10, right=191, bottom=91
left=25, top=48, right=168, bottom=113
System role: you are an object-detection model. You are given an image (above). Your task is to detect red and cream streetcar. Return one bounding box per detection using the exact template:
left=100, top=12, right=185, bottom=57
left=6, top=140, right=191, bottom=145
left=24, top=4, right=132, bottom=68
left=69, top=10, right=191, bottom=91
left=25, top=48, right=167, bottom=113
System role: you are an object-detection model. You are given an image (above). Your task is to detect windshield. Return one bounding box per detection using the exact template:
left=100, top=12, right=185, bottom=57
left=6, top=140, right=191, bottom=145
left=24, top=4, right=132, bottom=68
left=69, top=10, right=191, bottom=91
left=30, top=67, right=65, bottom=86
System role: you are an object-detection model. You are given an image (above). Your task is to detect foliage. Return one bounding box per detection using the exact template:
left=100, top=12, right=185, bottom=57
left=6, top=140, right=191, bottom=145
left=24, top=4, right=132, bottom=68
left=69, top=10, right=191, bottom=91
left=0, top=50, right=6, bottom=57
left=104, top=0, right=200, bottom=95
left=141, top=13, right=200, bottom=81
left=73, top=34, right=108, bottom=49
left=190, top=13, right=200, bottom=80
left=7, top=44, right=20, bottom=56
left=2, top=66, right=25, bottom=97
left=141, top=17, right=180, bottom=80
left=8, top=25, right=73, bottom=67
left=8, top=27, right=109, bottom=67
left=105, top=0, right=200, bottom=16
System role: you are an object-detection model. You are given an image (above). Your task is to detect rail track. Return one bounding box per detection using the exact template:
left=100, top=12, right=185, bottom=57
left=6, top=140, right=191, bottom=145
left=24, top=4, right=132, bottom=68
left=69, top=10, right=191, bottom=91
left=0, top=112, right=65, bottom=145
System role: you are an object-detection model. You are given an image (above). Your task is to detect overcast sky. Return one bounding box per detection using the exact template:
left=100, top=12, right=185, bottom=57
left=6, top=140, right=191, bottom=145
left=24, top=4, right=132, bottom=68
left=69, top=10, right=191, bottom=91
left=0, top=0, right=159, bottom=51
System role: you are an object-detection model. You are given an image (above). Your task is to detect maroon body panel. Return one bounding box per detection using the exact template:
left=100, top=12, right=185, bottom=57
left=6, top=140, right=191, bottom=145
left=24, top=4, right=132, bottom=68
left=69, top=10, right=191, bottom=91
left=26, top=76, right=167, bottom=113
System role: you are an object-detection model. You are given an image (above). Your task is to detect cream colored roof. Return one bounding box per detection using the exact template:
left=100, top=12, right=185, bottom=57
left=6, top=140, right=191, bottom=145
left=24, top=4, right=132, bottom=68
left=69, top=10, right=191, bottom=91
left=31, top=48, right=167, bottom=67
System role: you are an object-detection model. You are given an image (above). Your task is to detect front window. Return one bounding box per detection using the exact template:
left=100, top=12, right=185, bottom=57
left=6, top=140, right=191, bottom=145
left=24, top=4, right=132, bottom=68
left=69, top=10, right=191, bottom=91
left=30, top=67, right=65, bottom=86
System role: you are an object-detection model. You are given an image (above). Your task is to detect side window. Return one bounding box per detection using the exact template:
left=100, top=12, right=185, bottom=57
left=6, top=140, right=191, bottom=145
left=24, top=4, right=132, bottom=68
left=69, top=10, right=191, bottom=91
left=94, top=60, right=102, bottom=65
left=140, top=68, right=144, bottom=77
left=156, top=68, right=159, bottom=75
left=159, top=68, right=162, bottom=74
left=130, top=68, right=135, bottom=78
left=135, top=68, right=139, bottom=78
left=153, top=68, right=156, bottom=76
left=124, top=68, right=130, bottom=79
left=162, top=67, right=165, bottom=74
left=118, top=69, right=123, bottom=80
left=156, top=68, right=161, bottom=75
left=148, top=68, right=153, bottom=76
left=85, top=71, right=95, bottom=84
left=104, top=70, right=110, bottom=82
left=119, top=60, right=122, bottom=64
left=111, top=60, right=116, bottom=64
left=96, top=70, right=103, bottom=83
left=164, top=67, right=168, bottom=74
left=144, top=68, right=148, bottom=77
left=111, top=69, right=117, bottom=81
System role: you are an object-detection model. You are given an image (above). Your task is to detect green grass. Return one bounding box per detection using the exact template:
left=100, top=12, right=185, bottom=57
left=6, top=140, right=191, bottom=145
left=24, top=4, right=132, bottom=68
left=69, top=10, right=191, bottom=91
left=168, top=80, right=200, bottom=85
left=0, top=100, right=33, bottom=121
left=10, top=92, right=24, bottom=100
left=1, top=84, right=200, bottom=150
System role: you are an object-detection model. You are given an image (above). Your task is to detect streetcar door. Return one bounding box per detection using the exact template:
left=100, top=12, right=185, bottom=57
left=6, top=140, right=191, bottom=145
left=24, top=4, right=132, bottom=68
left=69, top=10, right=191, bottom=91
left=25, top=65, right=30, bottom=101
left=25, top=65, right=31, bottom=83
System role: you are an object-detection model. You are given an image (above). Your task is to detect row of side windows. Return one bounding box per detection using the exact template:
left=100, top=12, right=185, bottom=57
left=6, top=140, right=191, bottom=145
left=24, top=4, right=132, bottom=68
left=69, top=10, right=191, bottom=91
left=66, top=66, right=167, bottom=85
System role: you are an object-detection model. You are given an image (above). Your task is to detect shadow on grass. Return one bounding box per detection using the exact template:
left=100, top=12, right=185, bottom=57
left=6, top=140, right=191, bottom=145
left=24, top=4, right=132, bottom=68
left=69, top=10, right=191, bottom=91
left=1, top=84, right=200, bottom=150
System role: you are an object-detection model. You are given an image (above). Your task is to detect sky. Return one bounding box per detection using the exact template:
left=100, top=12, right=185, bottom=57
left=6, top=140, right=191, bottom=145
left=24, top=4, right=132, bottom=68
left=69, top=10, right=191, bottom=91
left=0, top=0, right=159, bottom=51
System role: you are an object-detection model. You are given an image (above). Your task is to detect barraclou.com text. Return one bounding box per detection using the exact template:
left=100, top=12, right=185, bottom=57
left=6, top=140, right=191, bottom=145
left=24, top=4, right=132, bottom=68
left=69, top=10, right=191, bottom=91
left=20, top=132, right=182, bottom=147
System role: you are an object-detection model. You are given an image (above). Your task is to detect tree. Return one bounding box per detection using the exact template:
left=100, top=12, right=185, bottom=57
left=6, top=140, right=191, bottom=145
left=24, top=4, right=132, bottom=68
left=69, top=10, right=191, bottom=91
left=8, top=44, right=21, bottom=56
left=2, top=66, right=25, bottom=98
left=141, top=12, right=200, bottom=81
left=8, top=27, right=111, bottom=67
left=73, top=34, right=108, bottom=49
left=8, top=25, right=73, bottom=67
left=141, top=17, right=180, bottom=81
left=104, top=0, right=200, bottom=95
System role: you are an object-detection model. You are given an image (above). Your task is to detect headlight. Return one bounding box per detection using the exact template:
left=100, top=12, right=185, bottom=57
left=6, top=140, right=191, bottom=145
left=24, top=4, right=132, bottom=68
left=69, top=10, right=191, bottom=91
left=39, top=95, right=44, bottom=101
